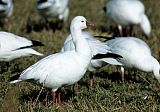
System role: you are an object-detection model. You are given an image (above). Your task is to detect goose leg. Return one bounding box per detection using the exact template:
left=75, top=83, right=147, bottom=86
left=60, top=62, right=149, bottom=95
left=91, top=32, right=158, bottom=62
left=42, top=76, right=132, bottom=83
left=44, top=18, right=51, bottom=31
left=129, top=25, right=134, bottom=36
left=6, top=62, right=10, bottom=71
left=57, top=91, right=61, bottom=107
left=89, top=72, right=94, bottom=88
left=52, top=92, right=56, bottom=107
left=120, top=66, right=125, bottom=82
left=133, top=70, right=137, bottom=80
left=118, top=25, right=123, bottom=36
left=52, top=92, right=56, bottom=106
left=52, top=90, right=61, bottom=108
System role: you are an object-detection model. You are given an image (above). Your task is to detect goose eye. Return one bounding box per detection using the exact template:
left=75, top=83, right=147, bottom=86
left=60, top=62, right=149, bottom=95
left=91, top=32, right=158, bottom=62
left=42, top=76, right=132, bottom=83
left=81, top=21, right=84, bottom=23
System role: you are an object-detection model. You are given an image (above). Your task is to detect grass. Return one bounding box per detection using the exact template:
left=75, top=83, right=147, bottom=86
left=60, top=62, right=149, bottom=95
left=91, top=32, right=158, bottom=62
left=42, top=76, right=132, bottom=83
left=0, top=0, right=160, bottom=111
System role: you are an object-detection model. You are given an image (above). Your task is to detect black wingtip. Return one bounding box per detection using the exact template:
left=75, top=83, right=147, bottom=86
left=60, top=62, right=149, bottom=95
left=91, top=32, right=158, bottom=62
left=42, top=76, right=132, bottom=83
left=37, top=0, right=48, bottom=4
left=31, top=40, right=45, bottom=47
left=94, top=36, right=116, bottom=42
left=9, top=74, right=20, bottom=82
left=12, top=40, right=44, bottom=51
left=92, top=53, right=123, bottom=60
left=94, top=35, right=115, bottom=39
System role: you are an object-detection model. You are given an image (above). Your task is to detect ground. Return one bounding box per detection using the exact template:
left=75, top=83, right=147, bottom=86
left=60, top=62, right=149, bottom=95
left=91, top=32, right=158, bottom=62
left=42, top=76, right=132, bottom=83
left=0, top=0, right=160, bottom=111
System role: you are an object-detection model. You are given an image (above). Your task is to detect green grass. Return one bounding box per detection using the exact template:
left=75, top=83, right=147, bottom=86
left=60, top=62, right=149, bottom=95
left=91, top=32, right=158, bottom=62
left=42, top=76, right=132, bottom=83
left=0, top=0, right=160, bottom=111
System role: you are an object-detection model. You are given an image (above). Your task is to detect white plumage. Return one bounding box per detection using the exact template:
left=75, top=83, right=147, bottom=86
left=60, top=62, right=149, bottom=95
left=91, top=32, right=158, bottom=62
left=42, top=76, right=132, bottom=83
left=104, top=0, right=151, bottom=36
left=105, top=37, right=160, bottom=82
left=0, top=31, right=43, bottom=62
left=61, top=31, right=123, bottom=87
left=0, top=0, right=13, bottom=19
left=36, top=0, right=69, bottom=22
left=61, top=31, right=111, bottom=72
left=10, top=16, right=93, bottom=104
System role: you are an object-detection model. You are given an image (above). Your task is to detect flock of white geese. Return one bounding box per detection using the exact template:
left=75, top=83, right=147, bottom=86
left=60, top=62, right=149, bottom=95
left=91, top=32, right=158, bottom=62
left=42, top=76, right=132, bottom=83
left=0, top=0, right=159, bottom=107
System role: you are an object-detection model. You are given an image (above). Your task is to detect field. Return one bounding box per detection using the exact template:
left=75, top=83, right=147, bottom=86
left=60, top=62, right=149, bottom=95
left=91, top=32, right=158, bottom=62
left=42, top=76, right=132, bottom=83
left=0, top=0, right=160, bottom=111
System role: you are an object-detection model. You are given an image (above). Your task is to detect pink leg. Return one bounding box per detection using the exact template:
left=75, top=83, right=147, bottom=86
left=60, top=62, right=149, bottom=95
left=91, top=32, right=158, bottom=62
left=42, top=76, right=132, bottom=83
left=89, top=73, right=94, bottom=88
left=52, top=90, right=61, bottom=109
left=118, top=25, right=123, bottom=36
left=52, top=92, right=56, bottom=106
left=57, top=91, right=61, bottom=107
left=121, top=66, right=125, bottom=82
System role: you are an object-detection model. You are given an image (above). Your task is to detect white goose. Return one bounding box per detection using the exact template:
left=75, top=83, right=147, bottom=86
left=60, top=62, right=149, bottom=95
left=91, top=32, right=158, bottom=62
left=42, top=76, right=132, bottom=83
left=0, top=0, right=13, bottom=19
left=104, top=37, right=160, bottom=82
left=10, top=16, right=93, bottom=106
left=61, top=31, right=122, bottom=87
left=36, top=0, right=69, bottom=22
left=104, top=0, right=151, bottom=36
left=0, top=31, right=44, bottom=62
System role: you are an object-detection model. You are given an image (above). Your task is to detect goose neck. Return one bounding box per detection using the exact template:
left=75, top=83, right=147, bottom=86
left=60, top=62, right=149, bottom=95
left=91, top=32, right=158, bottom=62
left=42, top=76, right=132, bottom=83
left=70, top=26, right=91, bottom=59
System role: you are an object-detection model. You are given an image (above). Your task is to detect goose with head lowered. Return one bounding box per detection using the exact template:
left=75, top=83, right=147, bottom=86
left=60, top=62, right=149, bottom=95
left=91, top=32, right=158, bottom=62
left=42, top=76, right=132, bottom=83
left=103, top=0, right=151, bottom=36
left=102, top=37, right=160, bottom=82
left=0, top=0, right=13, bottom=19
left=36, top=0, right=69, bottom=25
left=10, top=16, right=95, bottom=106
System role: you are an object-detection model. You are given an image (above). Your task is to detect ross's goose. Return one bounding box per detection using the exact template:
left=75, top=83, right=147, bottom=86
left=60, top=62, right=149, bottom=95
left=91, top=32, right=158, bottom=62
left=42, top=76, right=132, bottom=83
left=10, top=16, right=94, bottom=106
left=0, top=0, right=13, bottom=19
left=104, top=0, right=151, bottom=36
left=61, top=31, right=122, bottom=87
left=104, top=37, right=160, bottom=82
left=0, top=31, right=44, bottom=62
left=36, top=0, right=69, bottom=23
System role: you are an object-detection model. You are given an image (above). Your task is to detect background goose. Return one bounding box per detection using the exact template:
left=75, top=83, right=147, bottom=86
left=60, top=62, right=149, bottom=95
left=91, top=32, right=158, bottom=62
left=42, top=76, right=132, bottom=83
left=104, top=0, right=151, bottom=36
left=61, top=31, right=122, bottom=87
left=36, top=0, right=69, bottom=24
left=0, top=31, right=44, bottom=62
left=10, top=16, right=93, bottom=106
left=0, top=0, right=13, bottom=19
left=103, top=37, right=160, bottom=82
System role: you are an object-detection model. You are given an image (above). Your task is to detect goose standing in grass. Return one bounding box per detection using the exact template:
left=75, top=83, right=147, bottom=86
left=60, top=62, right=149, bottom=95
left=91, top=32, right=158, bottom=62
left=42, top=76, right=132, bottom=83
left=10, top=16, right=94, bottom=106
left=103, top=0, right=151, bottom=36
left=36, top=0, right=69, bottom=27
left=0, top=31, right=44, bottom=62
left=0, top=0, right=13, bottom=19
left=61, top=32, right=122, bottom=88
left=104, top=37, right=160, bottom=82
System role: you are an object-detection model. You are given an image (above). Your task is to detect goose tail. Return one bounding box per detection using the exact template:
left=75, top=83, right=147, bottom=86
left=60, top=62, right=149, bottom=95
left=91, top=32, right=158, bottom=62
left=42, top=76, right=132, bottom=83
left=9, top=74, right=22, bottom=84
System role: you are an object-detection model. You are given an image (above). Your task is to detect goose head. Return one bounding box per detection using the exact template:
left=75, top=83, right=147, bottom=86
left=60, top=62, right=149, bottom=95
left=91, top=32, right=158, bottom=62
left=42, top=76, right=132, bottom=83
left=70, top=16, right=94, bottom=31
left=0, top=0, right=8, bottom=5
